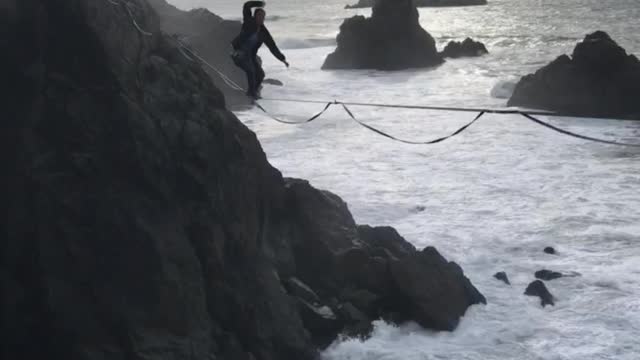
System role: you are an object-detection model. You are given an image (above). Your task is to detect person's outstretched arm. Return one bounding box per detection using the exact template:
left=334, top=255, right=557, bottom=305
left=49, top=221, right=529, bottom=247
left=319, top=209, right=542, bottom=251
left=263, top=28, right=289, bottom=67
left=243, top=1, right=265, bottom=21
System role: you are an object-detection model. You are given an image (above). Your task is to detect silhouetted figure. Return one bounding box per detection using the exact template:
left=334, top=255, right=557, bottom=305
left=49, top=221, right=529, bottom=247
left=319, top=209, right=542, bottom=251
left=232, top=1, right=289, bottom=99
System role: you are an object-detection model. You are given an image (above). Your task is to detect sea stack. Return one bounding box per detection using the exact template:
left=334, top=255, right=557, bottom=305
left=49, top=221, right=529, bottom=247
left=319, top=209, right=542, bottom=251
left=323, top=0, right=444, bottom=70
left=508, top=31, right=640, bottom=118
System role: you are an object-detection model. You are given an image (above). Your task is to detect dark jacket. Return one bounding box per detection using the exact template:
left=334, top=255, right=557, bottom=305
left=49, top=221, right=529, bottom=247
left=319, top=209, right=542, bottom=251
left=231, top=1, right=286, bottom=62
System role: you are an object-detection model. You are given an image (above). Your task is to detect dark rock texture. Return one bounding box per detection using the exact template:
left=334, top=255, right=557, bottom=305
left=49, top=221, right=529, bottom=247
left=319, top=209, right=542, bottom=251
left=2, top=1, right=484, bottom=359
left=346, top=0, right=487, bottom=9
left=147, top=0, right=249, bottom=108
left=494, top=271, right=511, bottom=285
left=525, top=280, right=555, bottom=307
left=535, top=270, right=563, bottom=281
left=441, top=38, right=489, bottom=58
left=544, top=246, right=557, bottom=255
left=508, top=31, right=640, bottom=118
left=324, top=0, right=444, bottom=70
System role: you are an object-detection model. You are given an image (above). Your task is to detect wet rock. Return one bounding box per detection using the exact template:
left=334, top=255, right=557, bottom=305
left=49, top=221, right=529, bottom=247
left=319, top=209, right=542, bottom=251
left=493, top=271, right=511, bottom=285
left=525, top=280, right=555, bottom=307
left=388, top=247, right=487, bottom=331
left=544, top=246, right=557, bottom=254
left=535, top=270, right=563, bottom=281
left=441, top=38, right=489, bottom=58
left=324, top=0, right=444, bottom=70
left=346, top=0, right=488, bottom=9
left=284, top=277, right=321, bottom=304
left=508, top=31, right=640, bottom=118
left=335, top=302, right=374, bottom=339
left=296, top=299, right=343, bottom=348
left=358, top=225, right=416, bottom=259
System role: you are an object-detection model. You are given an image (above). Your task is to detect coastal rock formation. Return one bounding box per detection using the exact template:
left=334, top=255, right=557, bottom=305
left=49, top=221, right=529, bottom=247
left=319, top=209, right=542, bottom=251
left=441, top=38, right=489, bottom=58
left=2, top=0, right=484, bottom=359
left=508, top=31, right=640, bottom=118
left=323, top=0, right=444, bottom=70
left=346, top=0, right=488, bottom=10
left=535, top=270, right=563, bottom=281
left=494, top=271, right=511, bottom=285
left=525, top=281, right=555, bottom=307
left=147, top=0, right=248, bottom=107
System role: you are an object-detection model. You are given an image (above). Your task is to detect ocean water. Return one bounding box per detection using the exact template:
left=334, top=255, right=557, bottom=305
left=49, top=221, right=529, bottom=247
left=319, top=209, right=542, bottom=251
left=169, top=0, right=640, bottom=359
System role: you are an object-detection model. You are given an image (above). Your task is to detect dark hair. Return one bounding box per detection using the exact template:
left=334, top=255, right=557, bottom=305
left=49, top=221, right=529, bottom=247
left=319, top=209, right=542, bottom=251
left=254, top=8, right=265, bottom=16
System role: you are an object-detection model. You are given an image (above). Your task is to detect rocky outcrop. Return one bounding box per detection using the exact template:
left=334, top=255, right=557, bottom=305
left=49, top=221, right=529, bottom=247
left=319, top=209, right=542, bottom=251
left=525, top=281, right=555, bottom=307
left=544, top=246, right=557, bottom=254
left=441, top=38, right=489, bottom=58
left=2, top=1, right=484, bottom=359
left=508, top=31, right=640, bottom=118
left=535, top=270, right=563, bottom=281
left=324, top=0, right=444, bottom=70
left=345, top=0, right=487, bottom=10
left=146, top=0, right=248, bottom=108
left=494, top=271, right=511, bottom=285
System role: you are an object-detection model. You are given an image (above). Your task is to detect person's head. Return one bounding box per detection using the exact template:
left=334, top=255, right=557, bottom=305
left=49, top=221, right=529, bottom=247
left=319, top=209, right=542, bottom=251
left=254, top=8, right=265, bottom=26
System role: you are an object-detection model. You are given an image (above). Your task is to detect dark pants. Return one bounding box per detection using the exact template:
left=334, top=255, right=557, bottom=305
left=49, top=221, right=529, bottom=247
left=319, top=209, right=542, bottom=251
left=234, top=52, right=264, bottom=96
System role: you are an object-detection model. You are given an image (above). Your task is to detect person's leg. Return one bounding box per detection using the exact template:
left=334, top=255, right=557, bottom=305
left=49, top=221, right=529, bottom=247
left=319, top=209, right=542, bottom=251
left=255, top=57, right=265, bottom=94
left=235, top=53, right=257, bottom=96
left=243, top=57, right=258, bottom=96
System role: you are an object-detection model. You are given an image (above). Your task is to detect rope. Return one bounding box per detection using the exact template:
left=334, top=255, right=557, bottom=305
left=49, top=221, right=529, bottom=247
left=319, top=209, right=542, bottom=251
left=173, top=38, right=246, bottom=92
left=261, top=97, right=553, bottom=117
left=341, top=103, right=485, bottom=144
left=255, top=101, right=334, bottom=124
left=107, top=0, right=153, bottom=36
left=521, top=113, right=640, bottom=147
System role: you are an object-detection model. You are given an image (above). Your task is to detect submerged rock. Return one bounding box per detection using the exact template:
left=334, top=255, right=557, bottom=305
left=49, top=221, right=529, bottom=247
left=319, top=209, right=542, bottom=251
left=494, top=271, right=511, bottom=285
left=525, top=280, right=555, bottom=307
left=508, top=31, right=640, bottom=118
left=324, top=0, right=444, bottom=70
left=535, top=270, right=563, bottom=281
left=441, top=38, right=489, bottom=58
left=346, top=0, right=488, bottom=9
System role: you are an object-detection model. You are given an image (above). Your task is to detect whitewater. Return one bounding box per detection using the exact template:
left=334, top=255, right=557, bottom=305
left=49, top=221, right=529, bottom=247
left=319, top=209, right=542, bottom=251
left=171, top=0, right=640, bottom=358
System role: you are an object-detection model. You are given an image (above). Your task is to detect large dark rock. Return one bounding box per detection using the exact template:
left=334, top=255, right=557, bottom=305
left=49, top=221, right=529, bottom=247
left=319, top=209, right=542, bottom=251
left=441, top=38, right=489, bottom=58
left=345, top=0, right=487, bottom=9
left=147, top=0, right=249, bottom=108
left=525, top=280, right=555, bottom=307
left=324, top=0, right=444, bottom=70
left=388, top=247, right=487, bottom=330
left=2, top=0, right=485, bottom=358
left=508, top=31, right=640, bottom=118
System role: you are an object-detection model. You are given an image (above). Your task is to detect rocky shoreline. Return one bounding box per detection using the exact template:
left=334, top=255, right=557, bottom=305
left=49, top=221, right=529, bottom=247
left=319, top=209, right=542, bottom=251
left=2, top=1, right=485, bottom=359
